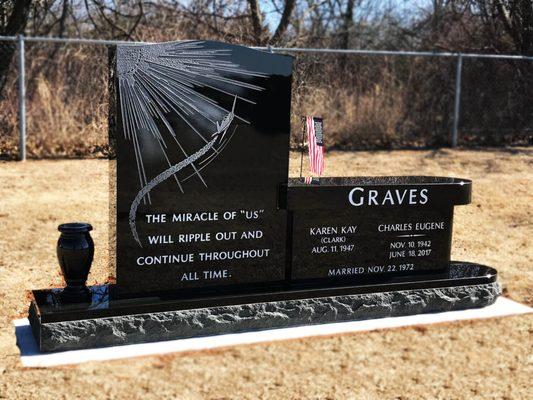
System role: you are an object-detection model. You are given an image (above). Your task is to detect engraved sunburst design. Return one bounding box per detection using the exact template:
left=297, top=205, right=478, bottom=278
left=116, top=41, right=268, bottom=247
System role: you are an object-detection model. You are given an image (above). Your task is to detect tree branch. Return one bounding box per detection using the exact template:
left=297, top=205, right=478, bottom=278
left=247, top=0, right=264, bottom=44
left=269, top=0, right=296, bottom=44
left=2, top=0, right=32, bottom=35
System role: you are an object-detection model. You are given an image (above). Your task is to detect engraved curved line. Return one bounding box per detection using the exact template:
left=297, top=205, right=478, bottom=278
left=128, top=99, right=236, bottom=247
left=128, top=136, right=218, bottom=247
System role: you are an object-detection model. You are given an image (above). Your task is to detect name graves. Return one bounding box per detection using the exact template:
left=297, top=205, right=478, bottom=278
left=283, top=177, right=470, bottom=282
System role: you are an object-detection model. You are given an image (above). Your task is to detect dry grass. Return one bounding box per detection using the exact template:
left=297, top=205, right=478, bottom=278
left=0, top=148, right=531, bottom=399
left=292, top=79, right=406, bottom=149
left=2, top=60, right=410, bottom=159
left=24, top=78, right=109, bottom=158
left=0, top=43, right=111, bottom=159
left=1, top=45, right=530, bottom=159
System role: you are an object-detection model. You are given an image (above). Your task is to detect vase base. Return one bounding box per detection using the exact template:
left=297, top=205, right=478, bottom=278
left=60, top=286, right=91, bottom=303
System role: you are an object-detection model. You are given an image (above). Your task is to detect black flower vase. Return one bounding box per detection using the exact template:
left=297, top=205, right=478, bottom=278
left=57, top=223, right=94, bottom=303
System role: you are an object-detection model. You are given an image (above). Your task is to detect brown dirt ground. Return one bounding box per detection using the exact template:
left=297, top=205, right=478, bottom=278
left=0, top=148, right=531, bottom=400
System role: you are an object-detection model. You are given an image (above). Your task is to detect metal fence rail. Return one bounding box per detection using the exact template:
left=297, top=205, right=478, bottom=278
left=16, top=35, right=26, bottom=161
left=2, top=34, right=533, bottom=160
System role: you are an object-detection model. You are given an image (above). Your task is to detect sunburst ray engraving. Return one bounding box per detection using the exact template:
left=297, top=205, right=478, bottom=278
left=116, top=41, right=268, bottom=247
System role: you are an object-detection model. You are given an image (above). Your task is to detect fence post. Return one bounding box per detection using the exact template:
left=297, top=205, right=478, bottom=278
left=452, top=54, right=463, bottom=148
left=17, top=34, right=26, bottom=161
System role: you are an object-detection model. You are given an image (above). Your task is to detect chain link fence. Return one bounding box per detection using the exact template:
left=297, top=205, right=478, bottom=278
left=0, top=35, right=532, bottom=160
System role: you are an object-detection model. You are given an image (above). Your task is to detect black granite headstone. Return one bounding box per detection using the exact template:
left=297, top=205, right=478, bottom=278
left=27, top=40, right=499, bottom=352
left=111, top=41, right=293, bottom=295
left=283, top=177, right=471, bottom=283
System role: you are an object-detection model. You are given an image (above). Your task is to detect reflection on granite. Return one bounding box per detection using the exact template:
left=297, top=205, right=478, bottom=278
left=449, top=263, right=482, bottom=279
left=43, top=286, right=109, bottom=311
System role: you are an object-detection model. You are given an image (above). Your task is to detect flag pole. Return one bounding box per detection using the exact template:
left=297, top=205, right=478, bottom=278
left=299, top=116, right=305, bottom=179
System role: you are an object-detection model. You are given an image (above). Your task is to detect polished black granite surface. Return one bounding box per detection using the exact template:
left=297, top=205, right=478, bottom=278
left=111, top=41, right=293, bottom=295
left=289, top=207, right=454, bottom=280
left=283, top=176, right=471, bottom=280
left=288, top=176, right=471, bottom=185
left=282, top=176, right=471, bottom=210
left=31, top=262, right=496, bottom=324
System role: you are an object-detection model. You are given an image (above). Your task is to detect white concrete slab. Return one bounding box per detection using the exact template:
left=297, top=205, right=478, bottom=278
left=15, top=297, right=532, bottom=368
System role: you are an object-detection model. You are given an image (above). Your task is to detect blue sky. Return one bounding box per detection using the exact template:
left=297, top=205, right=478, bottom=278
left=262, top=0, right=431, bottom=31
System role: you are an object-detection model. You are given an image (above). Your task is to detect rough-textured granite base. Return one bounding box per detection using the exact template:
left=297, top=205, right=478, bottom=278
left=31, top=282, right=501, bottom=352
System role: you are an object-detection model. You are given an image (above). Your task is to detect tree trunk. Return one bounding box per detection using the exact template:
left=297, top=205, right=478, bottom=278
left=493, top=0, right=533, bottom=55
left=269, top=0, right=296, bottom=45
left=0, top=0, right=32, bottom=98
left=247, top=0, right=264, bottom=45
left=340, top=0, right=355, bottom=69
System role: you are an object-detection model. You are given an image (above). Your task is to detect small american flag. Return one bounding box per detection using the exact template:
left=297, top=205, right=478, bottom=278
left=305, top=116, right=324, bottom=178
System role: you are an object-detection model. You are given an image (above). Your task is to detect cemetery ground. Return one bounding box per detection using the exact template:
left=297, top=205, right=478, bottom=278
left=0, top=148, right=531, bottom=399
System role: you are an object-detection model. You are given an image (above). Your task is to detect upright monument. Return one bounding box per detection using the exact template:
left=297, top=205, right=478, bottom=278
left=112, top=41, right=292, bottom=295
left=28, top=41, right=500, bottom=352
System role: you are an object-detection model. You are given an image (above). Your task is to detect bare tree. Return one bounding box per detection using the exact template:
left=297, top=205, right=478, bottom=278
left=0, top=0, right=32, bottom=96
left=246, top=0, right=296, bottom=45
left=0, top=0, right=31, bottom=36
left=477, top=0, right=533, bottom=54
left=247, top=0, right=265, bottom=43
left=83, top=0, right=144, bottom=40
left=270, top=0, right=297, bottom=44
left=340, top=0, right=355, bottom=49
